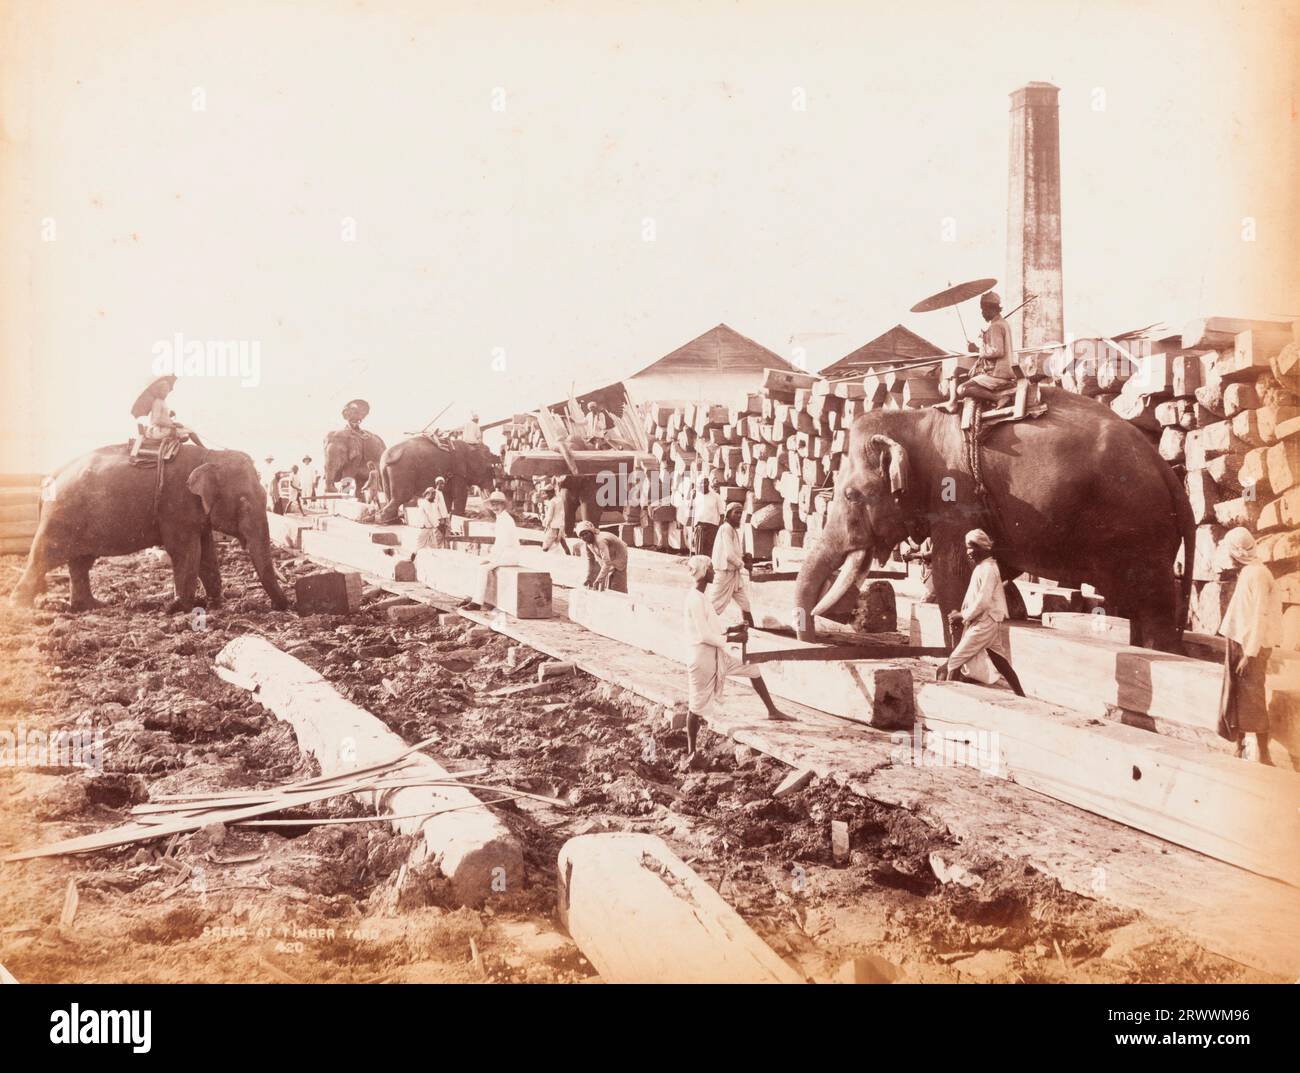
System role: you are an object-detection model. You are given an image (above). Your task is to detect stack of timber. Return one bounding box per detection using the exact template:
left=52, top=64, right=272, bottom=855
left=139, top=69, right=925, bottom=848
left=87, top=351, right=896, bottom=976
left=0, top=474, right=43, bottom=556
left=1038, top=317, right=1300, bottom=650
left=522, top=364, right=941, bottom=561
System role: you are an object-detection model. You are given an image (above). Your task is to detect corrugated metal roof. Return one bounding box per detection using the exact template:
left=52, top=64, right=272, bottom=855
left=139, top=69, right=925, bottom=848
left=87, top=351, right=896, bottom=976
left=627, top=323, right=797, bottom=377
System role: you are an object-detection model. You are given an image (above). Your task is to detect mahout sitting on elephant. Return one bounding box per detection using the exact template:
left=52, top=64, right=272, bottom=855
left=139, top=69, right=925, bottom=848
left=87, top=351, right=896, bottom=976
left=11, top=443, right=290, bottom=614
left=793, top=388, right=1195, bottom=652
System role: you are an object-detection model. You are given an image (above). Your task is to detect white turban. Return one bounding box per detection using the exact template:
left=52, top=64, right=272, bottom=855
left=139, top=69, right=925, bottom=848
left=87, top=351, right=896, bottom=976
left=965, top=529, right=993, bottom=550
left=1223, top=526, right=1257, bottom=566
left=686, top=554, right=712, bottom=581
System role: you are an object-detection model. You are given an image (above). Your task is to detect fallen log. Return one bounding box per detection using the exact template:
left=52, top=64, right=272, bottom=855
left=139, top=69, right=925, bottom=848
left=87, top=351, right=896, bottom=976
left=557, top=832, right=802, bottom=983
left=214, top=635, right=523, bottom=905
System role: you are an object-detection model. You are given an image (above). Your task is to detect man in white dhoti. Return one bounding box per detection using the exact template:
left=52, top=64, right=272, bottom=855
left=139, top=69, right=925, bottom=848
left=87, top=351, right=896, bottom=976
left=683, top=555, right=789, bottom=765
left=938, top=529, right=1024, bottom=695
left=1217, top=527, right=1282, bottom=763
left=708, top=501, right=754, bottom=626
left=462, top=489, right=519, bottom=609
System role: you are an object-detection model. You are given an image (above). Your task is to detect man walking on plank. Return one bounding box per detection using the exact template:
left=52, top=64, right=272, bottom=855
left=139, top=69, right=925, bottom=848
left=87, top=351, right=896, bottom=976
left=709, top=501, right=754, bottom=626
left=1217, top=526, right=1282, bottom=764
left=576, top=521, right=629, bottom=593
left=683, top=555, right=790, bottom=767
left=938, top=529, right=1025, bottom=695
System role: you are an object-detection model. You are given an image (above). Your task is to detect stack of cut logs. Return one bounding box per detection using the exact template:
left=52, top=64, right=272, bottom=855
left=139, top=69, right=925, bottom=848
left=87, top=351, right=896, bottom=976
left=620, top=364, right=942, bottom=557
left=499, top=314, right=1297, bottom=651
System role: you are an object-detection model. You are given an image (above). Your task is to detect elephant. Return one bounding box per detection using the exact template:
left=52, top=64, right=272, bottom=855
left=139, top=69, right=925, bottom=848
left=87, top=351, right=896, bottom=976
left=376, top=437, right=499, bottom=523
left=10, top=444, right=290, bottom=613
left=323, top=427, right=386, bottom=495
left=559, top=473, right=602, bottom=535
left=793, top=388, right=1195, bottom=652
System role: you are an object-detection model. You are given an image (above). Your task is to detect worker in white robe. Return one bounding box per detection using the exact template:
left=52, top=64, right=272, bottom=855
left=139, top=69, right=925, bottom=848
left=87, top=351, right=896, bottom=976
left=414, top=481, right=450, bottom=551
left=708, top=501, right=753, bottom=625
left=1217, top=527, right=1283, bottom=763
left=940, top=529, right=1025, bottom=695
left=463, top=489, right=519, bottom=609
left=682, top=555, right=790, bottom=763
left=540, top=485, right=567, bottom=552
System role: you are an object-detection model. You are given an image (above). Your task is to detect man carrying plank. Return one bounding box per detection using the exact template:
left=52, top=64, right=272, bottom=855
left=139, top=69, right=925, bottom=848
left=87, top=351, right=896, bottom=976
left=683, top=555, right=790, bottom=766
left=709, top=501, right=754, bottom=626
left=1216, top=527, right=1282, bottom=764
left=938, top=529, right=1025, bottom=696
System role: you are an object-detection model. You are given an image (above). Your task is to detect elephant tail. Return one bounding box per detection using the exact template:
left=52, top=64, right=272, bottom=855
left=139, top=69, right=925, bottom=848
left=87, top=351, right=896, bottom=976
left=1157, top=456, right=1196, bottom=636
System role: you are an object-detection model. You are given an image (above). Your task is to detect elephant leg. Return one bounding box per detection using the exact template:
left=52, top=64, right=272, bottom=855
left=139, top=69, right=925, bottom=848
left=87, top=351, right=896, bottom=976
left=67, top=555, right=101, bottom=611
left=163, top=530, right=202, bottom=613
left=198, top=529, right=223, bottom=607
left=927, top=527, right=972, bottom=648
left=10, top=538, right=56, bottom=606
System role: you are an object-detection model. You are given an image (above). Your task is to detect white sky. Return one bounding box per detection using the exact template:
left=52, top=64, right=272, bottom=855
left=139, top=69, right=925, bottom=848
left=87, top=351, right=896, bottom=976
left=2, top=0, right=1297, bottom=472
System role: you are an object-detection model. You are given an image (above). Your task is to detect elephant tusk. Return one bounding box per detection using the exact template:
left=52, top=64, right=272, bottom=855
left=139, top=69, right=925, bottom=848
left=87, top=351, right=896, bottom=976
left=811, top=548, right=869, bottom=618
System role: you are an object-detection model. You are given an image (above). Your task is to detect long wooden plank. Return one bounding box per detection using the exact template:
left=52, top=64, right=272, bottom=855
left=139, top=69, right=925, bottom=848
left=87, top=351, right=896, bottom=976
left=916, top=682, right=1300, bottom=888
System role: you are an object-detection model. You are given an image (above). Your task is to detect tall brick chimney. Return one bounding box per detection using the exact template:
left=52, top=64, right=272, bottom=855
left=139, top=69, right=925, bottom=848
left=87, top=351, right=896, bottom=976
left=1006, top=82, right=1063, bottom=349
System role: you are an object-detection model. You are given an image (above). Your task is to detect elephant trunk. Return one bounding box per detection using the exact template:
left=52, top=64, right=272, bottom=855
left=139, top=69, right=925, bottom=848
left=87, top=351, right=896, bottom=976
left=242, top=513, right=290, bottom=610
left=793, top=500, right=874, bottom=640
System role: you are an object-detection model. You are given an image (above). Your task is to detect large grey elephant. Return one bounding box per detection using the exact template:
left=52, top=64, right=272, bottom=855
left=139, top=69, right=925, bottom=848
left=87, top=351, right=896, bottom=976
left=376, top=438, right=498, bottom=522
left=11, top=444, right=289, bottom=613
left=793, top=389, right=1195, bottom=651
left=322, top=427, right=386, bottom=495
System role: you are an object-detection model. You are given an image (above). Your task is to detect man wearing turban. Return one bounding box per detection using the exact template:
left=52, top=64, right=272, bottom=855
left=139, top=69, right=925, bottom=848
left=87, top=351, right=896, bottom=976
left=1217, top=527, right=1282, bottom=762
left=938, top=529, right=1025, bottom=695
left=682, top=554, right=789, bottom=765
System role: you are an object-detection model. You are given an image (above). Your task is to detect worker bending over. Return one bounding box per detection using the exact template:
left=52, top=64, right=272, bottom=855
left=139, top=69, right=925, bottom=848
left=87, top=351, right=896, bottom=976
left=939, top=529, right=1025, bottom=695
left=576, top=521, right=629, bottom=592
left=709, top=501, right=754, bottom=626
left=1217, top=527, right=1282, bottom=763
left=683, top=555, right=790, bottom=766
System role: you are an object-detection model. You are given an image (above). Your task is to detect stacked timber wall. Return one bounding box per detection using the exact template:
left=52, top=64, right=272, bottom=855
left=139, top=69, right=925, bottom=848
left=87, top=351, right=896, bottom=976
left=0, top=475, right=43, bottom=556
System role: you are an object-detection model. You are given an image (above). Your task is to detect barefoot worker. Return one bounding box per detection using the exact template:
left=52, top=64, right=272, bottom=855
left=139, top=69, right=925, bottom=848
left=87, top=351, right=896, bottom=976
left=709, top=500, right=754, bottom=626
left=576, top=521, right=629, bottom=592
left=683, top=554, right=790, bottom=764
left=1217, top=526, right=1282, bottom=763
left=939, top=529, right=1025, bottom=695
left=414, top=480, right=450, bottom=551
left=463, top=489, right=519, bottom=610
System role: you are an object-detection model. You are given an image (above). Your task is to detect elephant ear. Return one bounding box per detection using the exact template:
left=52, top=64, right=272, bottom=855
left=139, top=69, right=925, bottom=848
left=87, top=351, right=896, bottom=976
left=868, top=435, right=908, bottom=498
left=187, top=463, right=220, bottom=515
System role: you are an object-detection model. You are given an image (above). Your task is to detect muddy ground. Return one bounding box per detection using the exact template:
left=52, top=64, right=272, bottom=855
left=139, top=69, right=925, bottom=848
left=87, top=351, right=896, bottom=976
left=0, top=541, right=1273, bottom=983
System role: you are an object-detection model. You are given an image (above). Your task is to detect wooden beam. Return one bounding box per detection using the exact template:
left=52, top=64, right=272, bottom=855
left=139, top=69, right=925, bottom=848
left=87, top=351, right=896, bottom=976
left=916, top=682, right=1300, bottom=888
left=557, top=833, right=802, bottom=983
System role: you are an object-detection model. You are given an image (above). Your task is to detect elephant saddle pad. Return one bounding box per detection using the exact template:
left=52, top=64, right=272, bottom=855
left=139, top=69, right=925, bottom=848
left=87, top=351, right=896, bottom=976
left=128, top=436, right=181, bottom=467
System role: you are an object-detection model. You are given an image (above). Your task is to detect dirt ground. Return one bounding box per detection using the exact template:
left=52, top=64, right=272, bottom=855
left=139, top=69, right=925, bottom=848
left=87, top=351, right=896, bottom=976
left=0, top=541, right=1274, bottom=984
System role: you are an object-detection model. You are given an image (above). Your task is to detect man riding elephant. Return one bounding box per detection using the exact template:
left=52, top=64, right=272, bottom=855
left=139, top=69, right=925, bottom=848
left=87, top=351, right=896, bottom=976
left=376, top=434, right=499, bottom=523
left=323, top=399, right=386, bottom=496
left=11, top=443, right=290, bottom=613
left=793, top=388, right=1195, bottom=652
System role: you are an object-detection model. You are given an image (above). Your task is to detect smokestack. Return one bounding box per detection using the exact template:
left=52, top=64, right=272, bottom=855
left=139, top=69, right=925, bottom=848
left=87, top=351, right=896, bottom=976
left=1006, top=82, right=1063, bottom=349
